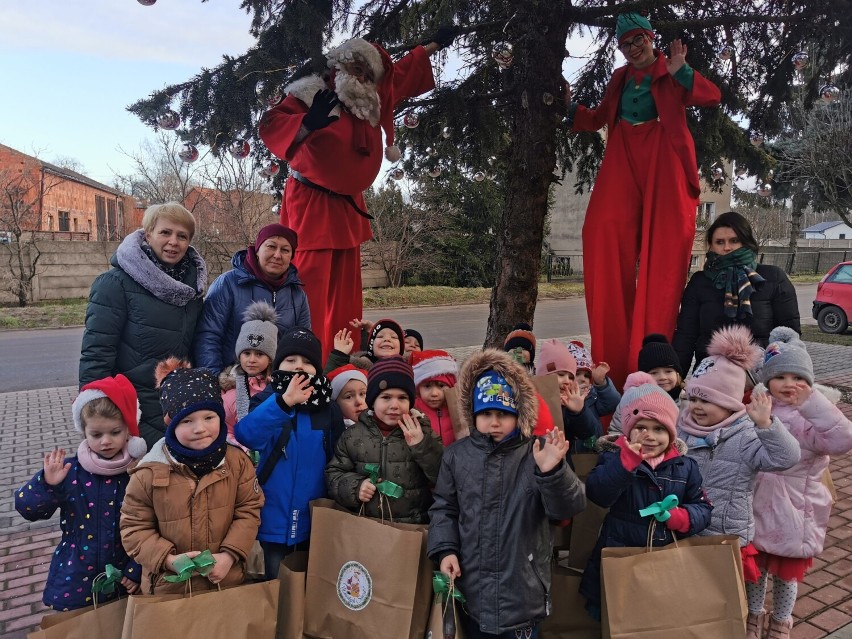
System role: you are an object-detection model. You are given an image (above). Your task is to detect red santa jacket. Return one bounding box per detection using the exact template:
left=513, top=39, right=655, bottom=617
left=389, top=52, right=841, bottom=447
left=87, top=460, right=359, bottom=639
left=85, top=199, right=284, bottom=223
left=572, top=52, right=721, bottom=198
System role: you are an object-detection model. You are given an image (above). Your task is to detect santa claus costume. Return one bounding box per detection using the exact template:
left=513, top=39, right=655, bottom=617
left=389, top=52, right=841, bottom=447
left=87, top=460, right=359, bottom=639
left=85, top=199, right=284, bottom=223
left=260, top=38, right=438, bottom=361
left=567, top=13, right=721, bottom=389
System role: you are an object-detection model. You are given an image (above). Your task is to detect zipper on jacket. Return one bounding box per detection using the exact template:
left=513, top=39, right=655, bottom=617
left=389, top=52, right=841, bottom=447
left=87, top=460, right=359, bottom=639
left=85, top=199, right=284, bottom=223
left=436, top=409, right=443, bottom=440
left=272, top=291, right=277, bottom=305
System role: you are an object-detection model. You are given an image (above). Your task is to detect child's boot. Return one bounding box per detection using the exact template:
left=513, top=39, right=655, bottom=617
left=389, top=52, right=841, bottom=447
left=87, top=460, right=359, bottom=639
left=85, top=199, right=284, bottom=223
left=766, top=615, right=793, bottom=639
left=746, top=610, right=767, bottom=639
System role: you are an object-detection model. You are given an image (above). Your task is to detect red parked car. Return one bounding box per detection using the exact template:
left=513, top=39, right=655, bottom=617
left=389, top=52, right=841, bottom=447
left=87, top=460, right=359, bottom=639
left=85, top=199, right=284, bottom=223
left=813, top=260, right=852, bottom=334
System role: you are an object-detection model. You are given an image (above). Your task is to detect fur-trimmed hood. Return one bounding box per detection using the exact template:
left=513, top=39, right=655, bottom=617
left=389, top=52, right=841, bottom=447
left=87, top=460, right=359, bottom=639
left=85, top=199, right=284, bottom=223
left=285, top=75, right=343, bottom=119
left=595, top=433, right=688, bottom=456
left=114, top=229, right=207, bottom=307
left=457, top=349, right=539, bottom=438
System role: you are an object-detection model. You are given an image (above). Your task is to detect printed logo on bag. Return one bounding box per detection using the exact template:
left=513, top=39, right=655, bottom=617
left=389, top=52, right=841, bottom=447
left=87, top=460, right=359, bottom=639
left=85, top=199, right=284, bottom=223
left=337, top=561, right=372, bottom=610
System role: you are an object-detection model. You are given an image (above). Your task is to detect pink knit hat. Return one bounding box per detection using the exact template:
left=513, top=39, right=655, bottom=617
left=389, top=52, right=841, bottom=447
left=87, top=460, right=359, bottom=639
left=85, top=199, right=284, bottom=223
left=620, top=372, right=679, bottom=442
left=685, top=325, right=761, bottom=412
left=535, top=339, right=577, bottom=377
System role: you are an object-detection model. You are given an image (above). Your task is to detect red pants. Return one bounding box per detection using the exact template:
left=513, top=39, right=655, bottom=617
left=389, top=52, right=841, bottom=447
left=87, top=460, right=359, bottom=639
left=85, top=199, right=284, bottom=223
left=582, top=119, right=697, bottom=389
left=294, top=247, right=363, bottom=364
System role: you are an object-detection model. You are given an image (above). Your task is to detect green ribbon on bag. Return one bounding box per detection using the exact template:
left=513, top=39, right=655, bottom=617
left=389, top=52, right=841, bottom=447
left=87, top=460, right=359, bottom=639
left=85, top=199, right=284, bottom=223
left=432, top=572, right=466, bottom=604
left=363, top=463, right=404, bottom=499
left=92, top=564, right=123, bottom=595
left=639, top=494, right=679, bottom=522
left=163, top=550, right=217, bottom=583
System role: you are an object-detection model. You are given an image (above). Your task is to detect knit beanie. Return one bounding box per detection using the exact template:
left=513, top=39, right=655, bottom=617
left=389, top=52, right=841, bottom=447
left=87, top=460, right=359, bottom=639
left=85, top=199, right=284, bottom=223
left=638, top=334, right=683, bottom=377
left=685, top=326, right=761, bottom=413
left=73, top=374, right=147, bottom=459
left=503, top=323, right=536, bottom=363
left=404, top=328, right=424, bottom=351
left=368, top=319, right=405, bottom=357
left=616, top=12, right=654, bottom=42
left=255, top=223, right=298, bottom=254
left=328, top=364, right=369, bottom=401
left=155, top=359, right=226, bottom=427
left=366, top=356, right=415, bottom=408
left=620, top=372, right=679, bottom=442
left=234, top=301, right=278, bottom=361
left=273, top=327, right=323, bottom=372
left=472, top=370, right=518, bottom=416
left=411, top=349, right=458, bottom=388
left=535, top=339, right=577, bottom=377
left=759, top=326, right=814, bottom=386
left=566, top=340, right=594, bottom=372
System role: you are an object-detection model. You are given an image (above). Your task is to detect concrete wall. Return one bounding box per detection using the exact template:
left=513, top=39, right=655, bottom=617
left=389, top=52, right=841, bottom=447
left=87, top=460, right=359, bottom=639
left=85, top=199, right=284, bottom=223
left=0, top=239, right=389, bottom=304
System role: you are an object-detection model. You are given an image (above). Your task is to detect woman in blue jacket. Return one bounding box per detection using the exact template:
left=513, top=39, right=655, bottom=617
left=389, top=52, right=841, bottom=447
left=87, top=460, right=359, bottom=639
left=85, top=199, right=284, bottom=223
left=193, top=223, right=311, bottom=374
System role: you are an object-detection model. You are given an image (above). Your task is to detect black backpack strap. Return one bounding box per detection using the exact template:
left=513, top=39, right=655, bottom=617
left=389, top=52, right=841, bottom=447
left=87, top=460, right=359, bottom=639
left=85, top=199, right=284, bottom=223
left=257, top=424, right=292, bottom=485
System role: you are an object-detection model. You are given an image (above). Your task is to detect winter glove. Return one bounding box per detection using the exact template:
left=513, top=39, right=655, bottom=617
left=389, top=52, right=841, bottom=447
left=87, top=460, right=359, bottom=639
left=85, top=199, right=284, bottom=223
left=421, top=25, right=458, bottom=50
left=302, top=89, right=340, bottom=131
left=665, top=507, right=690, bottom=533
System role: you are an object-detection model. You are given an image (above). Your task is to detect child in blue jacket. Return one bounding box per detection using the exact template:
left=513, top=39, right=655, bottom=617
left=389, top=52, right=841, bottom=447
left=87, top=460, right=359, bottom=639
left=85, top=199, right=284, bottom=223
left=579, top=372, right=713, bottom=619
left=15, top=375, right=146, bottom=610
left=235, top=327, right=344, bottom=579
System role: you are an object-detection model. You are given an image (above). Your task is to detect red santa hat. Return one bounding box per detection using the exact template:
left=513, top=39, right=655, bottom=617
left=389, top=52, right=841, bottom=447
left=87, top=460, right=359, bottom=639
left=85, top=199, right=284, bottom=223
left=326, top=37, right=401, bottom=162
left=411, top=349, right=459, bottom=388
left=72, top=375, right=147, bottom=459
left=328, top=364, right=369, bottom=401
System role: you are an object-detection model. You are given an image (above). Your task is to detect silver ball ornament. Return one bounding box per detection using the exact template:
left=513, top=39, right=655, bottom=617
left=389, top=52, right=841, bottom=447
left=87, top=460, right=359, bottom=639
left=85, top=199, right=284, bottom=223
left=403, top=112, right=420, bottom=129
left=819, top=84, right=840, bottom=103
left=229, top=139, right=251, bottom=159
left=137, top=0, right=156, bottom=5
left=792, top=52, right=809, bottom=71
left=717, top=45, right=734, bottom=61
left=258, top=161, right=280, bottom=178
left=156, top=109, right=181, bottom=131
left=749, top=131, right=764, bottom=146
left=493, top=42, right=514, bottom=69
left=472, top=171, right=486, bottom=182
left=442, top=127, right=451, bottom=139
left=177, top=143, right=199, bottom=163
left=255, top=80, right=282, bottom=107
left=712, top=167, right=724, bottom=181
left=757, top=183, right=772, bottom=197
left=390, top=168, right=405, bottom=181
left=427, top=167, right=441, bottom=178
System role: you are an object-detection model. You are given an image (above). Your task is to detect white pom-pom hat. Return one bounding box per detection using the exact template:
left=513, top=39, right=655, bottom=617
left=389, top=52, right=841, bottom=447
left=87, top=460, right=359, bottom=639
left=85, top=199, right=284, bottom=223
left=73, top=374, right=146, bottom=459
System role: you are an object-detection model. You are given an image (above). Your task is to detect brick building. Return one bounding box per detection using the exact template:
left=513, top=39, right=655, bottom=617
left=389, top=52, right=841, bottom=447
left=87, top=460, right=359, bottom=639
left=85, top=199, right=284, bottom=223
left=0, top=144, right=140, bottom=241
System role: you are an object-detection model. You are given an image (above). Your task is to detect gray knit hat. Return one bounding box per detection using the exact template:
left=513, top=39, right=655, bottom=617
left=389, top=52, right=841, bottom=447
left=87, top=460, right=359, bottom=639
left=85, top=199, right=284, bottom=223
left=759, top=326, right=814, bottom=386
left=234, top=301, right=278, bottom=361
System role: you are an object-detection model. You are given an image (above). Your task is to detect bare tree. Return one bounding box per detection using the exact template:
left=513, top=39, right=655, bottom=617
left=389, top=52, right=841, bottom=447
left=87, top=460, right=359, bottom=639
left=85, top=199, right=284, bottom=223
left=114, top=133, right=201, bottom=205
left=50, top=155, right=87, bottom=174
left=365, top=183, right=445, bottom=288
left=735, top=200, right=793, bottom=246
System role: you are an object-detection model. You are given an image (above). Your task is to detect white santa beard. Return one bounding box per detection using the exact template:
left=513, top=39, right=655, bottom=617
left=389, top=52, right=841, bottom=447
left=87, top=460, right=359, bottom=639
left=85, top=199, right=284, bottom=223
left=334, top=70, right=381, bottom=126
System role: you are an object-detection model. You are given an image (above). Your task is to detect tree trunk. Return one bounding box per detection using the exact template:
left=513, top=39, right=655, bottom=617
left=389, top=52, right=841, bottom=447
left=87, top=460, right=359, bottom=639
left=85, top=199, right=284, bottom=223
left=484, top=2, right=569, bottom=348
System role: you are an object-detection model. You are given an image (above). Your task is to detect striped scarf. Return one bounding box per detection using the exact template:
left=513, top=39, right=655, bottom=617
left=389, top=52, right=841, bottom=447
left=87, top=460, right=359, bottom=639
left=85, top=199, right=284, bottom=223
left=702, top=248, right=765, bottom=320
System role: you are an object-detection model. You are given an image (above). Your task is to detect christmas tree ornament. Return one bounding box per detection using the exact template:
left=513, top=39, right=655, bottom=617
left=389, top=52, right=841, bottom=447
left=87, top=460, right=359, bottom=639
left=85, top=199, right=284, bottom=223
left=258, top=161, right=280, bottom=178
left=819, top=84, right=840, bottom=103
left=488, top=156, right=497, bottom=166
left=442, top=127, right=452, bottom=139
left=426, top=147, right=437, bottom=157
left=542, top=92, right=554, bottom=106
left=428, top=167, right=441, bottom=178
left=712, top=167, right=724, bottom=181
left=749, top=131, right=764, bottom=146
left=493, top=42, right=514, bottom=69
left=757, top=183, right=772, bottom=197
left=177, top=143, right=199, bottom=163
left=403, top=112, right=420, bottom=129
left=156, top=109, right=181, bottom=130
left=137, top=0, right=156, bottom=5
left=768, top=169, right=775, bottom=178
left=255, top=80, right=282, bottom=107
left=792, top=52, right=809, bottom=71
left=717, top=45, right=734, bottom=61
left=390, top=168, right=405, bottom=181
left=472, top=171, right=486, bottom=182
left=229, top=138, right=251, bottom=159
left=736, top=166, right=747, bottom=177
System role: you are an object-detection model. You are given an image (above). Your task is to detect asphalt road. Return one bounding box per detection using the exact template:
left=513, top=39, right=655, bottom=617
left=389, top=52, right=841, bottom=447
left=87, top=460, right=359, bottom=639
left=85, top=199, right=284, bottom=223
left=0, top=283, right=819, bottom=392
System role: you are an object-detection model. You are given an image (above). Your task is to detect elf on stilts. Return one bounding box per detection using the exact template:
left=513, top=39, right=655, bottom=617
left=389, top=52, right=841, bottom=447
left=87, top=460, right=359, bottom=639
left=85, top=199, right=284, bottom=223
left=565, top=12, right=721, bottom=389
left=259, top=28, right=456, bottom=362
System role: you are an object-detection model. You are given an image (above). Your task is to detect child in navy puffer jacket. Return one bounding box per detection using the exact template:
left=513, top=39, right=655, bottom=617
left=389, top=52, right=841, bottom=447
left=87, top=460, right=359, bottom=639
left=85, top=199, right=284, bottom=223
left=15, top=375, right=146, bottom=610
left=580, top=372, right=712, bottom=619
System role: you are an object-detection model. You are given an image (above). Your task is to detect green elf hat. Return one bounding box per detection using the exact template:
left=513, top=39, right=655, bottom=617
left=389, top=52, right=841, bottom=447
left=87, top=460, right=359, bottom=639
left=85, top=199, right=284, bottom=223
left=616, top=12, right=654, bottom=43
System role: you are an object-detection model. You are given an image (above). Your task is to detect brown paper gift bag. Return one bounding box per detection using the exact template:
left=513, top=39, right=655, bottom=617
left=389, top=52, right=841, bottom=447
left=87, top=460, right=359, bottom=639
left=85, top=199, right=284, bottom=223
left=28, top=598, right=127, bottom=639
left=121, top=581, right=279, bottom=639
left=276, top=551, right=308, bottom=639
left=425, top=592, right=466, bottom=639
left=304, top=501, right=432, bottom=639
left=540, top=565, right=601, bottom=639
left=601, top=533, right=746, bottom=639
left=822, top=468, right=838, bottom=504
left=246, top=539, right=266, bottom=580
left=564, top=453, right=608, bottom=571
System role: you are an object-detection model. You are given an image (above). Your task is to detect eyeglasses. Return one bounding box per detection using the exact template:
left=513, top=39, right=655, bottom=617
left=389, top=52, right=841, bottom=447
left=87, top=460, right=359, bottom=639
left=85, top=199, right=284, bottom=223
left=619, top=34, right=648, bottom=52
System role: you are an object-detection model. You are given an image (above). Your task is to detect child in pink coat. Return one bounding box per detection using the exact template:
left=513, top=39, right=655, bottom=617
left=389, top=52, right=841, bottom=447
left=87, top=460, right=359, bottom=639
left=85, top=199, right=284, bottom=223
left=747, top=327, right=852, bottom=639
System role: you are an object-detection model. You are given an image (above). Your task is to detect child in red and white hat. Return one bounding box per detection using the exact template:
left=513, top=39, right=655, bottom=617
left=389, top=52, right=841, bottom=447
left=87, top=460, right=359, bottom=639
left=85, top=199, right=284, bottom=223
left=328, top=363, right=368, bottom=427
left=15, top=375, right=146, bottom=610
left=411, top=349, right=459, bottom=446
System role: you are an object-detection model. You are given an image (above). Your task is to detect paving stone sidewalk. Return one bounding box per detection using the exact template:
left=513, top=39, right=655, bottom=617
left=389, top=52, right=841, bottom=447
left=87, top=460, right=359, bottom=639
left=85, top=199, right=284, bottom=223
left=1, top=340, right=851, bottom=638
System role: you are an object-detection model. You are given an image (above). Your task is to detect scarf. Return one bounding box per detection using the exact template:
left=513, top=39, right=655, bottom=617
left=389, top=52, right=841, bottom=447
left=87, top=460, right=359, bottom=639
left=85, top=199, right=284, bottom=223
left=140, top=241, right=191, bottom=283
left=244, top=246, right=287, bottom=291
left=269, top=370, right=333, bottom=412
left=76, top=440, right=134, bottom=476
left=165, top=423, right=228, bottom=478
left=678, top=407, right=746, bottom=436
left=702, top=248, right=766, bottom=320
